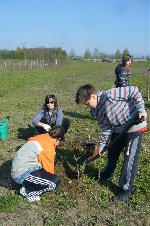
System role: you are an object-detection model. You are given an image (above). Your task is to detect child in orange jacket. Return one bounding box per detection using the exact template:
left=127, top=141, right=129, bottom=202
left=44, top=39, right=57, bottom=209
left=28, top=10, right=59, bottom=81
left=11, top=125, right=64, bottom=202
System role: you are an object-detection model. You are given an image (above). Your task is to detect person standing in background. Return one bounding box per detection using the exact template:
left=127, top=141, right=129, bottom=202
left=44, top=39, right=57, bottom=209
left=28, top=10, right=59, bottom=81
left=114, top=54, right=132, bottom=87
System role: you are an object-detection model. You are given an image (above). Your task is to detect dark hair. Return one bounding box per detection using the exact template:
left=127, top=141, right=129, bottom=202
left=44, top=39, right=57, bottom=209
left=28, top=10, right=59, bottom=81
left=43, top=94, right=58, bottom=110
left=75, top=84, right=97, bottom=104
left=48, top=125, right=65, bottom=139
left=122, top=54, right=132, bottom=66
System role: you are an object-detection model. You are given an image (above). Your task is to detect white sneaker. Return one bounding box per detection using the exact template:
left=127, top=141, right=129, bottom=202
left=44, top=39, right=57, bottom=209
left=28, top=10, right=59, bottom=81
left=20, top=187, right=27, bottom=197
left=26, top=195, right=41, bottom=202
left=20, top=186, right=41, bottom=202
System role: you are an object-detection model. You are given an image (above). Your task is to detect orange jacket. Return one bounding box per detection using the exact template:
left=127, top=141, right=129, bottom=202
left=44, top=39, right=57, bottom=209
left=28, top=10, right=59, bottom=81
left=28, top=133, right=57, bottom=174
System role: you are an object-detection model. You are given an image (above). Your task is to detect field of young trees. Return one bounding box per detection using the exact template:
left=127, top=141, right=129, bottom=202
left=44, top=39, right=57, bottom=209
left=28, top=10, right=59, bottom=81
left=0, top=60, right=150, bottom=225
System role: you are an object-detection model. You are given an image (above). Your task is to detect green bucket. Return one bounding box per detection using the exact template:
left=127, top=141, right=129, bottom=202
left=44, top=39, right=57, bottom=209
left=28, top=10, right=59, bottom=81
left=0, top=116, right=10, bottom=140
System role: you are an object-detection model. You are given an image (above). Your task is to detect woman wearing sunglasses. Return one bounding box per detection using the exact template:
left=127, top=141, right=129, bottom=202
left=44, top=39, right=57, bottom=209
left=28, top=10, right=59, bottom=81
left=32, top=94, right=70, bottom=137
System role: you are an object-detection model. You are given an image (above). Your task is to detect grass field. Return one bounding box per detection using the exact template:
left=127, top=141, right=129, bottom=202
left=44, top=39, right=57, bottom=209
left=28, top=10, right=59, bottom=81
left=0, top=60, right=150, bottom=225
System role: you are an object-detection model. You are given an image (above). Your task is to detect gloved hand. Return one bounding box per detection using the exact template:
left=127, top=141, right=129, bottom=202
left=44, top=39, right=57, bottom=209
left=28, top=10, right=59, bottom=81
left=43, top=124, right=51, bottom=131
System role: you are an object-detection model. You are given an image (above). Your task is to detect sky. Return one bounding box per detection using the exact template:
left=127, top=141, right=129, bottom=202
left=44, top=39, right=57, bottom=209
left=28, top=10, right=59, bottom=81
left=0, top=0, right=150, bottom=57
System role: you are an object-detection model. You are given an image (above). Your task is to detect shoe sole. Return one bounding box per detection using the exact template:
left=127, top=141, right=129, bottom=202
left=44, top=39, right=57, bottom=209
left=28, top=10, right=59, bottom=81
left=112, top=193, right=133, bottom=203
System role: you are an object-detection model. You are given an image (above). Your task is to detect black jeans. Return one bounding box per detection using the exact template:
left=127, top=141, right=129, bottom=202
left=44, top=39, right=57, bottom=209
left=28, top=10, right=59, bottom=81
left=61, top=118, right=70, bottom=133
left=36, top=118, right=70, bottom=134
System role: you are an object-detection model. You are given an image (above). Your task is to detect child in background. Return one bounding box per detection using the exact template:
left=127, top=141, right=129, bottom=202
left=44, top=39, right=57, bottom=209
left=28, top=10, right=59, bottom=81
left=114, top=54, right=132, bottom=87
left=11, top=125, right=65, bottom=202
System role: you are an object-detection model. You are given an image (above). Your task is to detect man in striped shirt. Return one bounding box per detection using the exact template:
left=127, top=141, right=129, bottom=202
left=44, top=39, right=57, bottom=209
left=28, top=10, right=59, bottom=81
left=75, top=84, right=147, bottom=203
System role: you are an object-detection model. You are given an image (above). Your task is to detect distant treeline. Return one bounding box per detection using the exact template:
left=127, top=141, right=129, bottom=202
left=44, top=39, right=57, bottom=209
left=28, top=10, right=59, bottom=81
left=0, top=47, right=67, bottom=61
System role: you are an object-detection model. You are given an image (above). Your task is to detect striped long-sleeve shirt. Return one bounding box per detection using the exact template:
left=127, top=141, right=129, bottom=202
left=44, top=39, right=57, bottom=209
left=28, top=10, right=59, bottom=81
left=90, top=86, right=147, bottom=151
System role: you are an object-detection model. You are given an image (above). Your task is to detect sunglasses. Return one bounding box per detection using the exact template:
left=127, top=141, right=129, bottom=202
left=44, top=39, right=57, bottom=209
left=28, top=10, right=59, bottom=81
left=48, top=101, right=54, bottom=104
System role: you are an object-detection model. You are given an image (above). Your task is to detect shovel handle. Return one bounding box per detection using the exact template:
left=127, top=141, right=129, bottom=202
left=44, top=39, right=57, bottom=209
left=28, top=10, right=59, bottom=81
left=84, top=116, right=145, bottom=165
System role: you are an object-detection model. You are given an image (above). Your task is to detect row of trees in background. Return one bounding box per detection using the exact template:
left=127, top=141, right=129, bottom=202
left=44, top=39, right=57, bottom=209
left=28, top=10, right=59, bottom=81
left=0, top=46, right=67, bottom=61
left=83, top=47, right=128, bottom=59
left=0, top=45, right=149, bottom=61
left=83, top=47, right=149, bottom=60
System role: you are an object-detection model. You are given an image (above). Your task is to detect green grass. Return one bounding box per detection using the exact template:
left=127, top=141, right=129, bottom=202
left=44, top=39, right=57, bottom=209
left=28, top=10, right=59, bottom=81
left=0, top=60, right=150, bottom=225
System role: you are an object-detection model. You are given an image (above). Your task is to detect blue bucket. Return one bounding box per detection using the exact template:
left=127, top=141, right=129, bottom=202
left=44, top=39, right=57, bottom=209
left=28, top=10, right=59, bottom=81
left=0, top=116, right=10, bottom=140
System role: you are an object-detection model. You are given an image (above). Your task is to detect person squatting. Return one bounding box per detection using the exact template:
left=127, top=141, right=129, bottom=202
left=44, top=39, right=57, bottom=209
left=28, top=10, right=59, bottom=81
left=11, top=126, right=65, bottom=202
left=32, top=94, right=70, bottom=139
